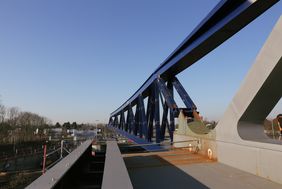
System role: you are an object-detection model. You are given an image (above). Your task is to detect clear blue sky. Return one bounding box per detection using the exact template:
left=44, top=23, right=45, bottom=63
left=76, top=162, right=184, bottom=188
left=0, top=1, right=281, bottom=124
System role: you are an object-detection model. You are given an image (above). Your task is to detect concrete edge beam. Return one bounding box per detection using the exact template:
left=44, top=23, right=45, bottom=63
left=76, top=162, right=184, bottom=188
left=26, top=140, right=92, bottom=189
left=102, top=141, right=133, bottom=189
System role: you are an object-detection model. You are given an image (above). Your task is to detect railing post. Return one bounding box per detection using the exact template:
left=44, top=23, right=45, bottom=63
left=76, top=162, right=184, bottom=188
left=42, top=144, right=47, bottom=174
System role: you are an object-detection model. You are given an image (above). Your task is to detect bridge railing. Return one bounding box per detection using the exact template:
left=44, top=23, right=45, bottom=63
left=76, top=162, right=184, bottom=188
left=25, top=140, right=92, bottom=189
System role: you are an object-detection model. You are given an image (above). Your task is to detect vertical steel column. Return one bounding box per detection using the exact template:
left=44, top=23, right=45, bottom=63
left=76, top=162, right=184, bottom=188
left=136, top=97, right=142, bottom=138
left=114, top=116, right=118, bottom=128
left=125, top=110, right=129, bottom=132
left=157, top=78, right=176, bottom=142
left=168, top=80, right=175, bottom=142
left=160, top=94, right=169, bottom=141
left=137, top=95, right=148, bottom=139
left=108, top=117, right=113, bottom=126
left=153, top=80, right=161, bottom=143
left=120, top=110, right=125, bottom=130
left=128, top=105, right=134, bottom=134
left=134, top=104, right=139, bottom=136
left=146, top=95, right=151, bottom=123
left=117, top=114, right=121, bottom=129
left=146, top=92, right=154, bottom=142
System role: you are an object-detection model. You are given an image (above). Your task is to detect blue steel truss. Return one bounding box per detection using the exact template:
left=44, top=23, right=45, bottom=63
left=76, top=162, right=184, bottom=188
left=108, top=0, right=278, bottom=143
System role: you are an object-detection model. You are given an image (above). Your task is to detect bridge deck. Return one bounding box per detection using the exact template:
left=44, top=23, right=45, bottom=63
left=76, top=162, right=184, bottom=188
left=123, top=149, right=282, bottom=189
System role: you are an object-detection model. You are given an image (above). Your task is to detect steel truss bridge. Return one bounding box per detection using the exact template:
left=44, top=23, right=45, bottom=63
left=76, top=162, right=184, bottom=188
left=108, top=0, right=279, bottom=143
left=26, top=0, right=282, bottom=188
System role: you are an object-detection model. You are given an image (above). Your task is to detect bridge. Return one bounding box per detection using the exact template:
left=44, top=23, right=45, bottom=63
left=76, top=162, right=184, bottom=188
left=26, top=0, right=282, bottom=188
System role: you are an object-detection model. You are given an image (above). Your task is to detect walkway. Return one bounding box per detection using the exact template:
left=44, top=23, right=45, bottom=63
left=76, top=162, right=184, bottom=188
left=123, top=149, right=282, bottom=189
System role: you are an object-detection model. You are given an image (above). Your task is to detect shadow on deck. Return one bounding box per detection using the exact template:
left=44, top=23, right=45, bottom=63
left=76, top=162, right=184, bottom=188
left=124, top=150, right=212, bottom=189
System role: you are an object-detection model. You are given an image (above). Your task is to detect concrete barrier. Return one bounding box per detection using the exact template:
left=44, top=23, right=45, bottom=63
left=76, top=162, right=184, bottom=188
left=102, top=141, right=133, bottom=189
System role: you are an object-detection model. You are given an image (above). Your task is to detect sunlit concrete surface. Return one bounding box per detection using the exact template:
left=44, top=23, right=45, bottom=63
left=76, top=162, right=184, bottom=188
left=102, top=141, right=133, bottom=189
left=123, top=149, right=282, bottom=189
left=215, top=16, right=282, bottom=184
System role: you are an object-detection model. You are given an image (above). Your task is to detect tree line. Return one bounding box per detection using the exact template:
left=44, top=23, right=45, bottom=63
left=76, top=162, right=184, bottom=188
left=0, top=102, right=51, bottom=143
left=0, top=104, right=51, bottom=128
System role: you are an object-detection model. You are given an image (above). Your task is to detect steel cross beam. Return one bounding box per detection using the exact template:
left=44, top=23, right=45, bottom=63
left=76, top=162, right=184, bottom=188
left=171, top=77, right=196, bottom=110
left=157, top=77, right=178, bottom=111
left=110, top=0, right=278, bottom=118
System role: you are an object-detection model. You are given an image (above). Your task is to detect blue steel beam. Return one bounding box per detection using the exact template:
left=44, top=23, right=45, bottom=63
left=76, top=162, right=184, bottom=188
left=160, top=98, right=169, bottom=141
left=134, top=104, right=139, bottom=136
left=172, top=76, right=196, bottom=110
left=110, top=0, right=278, bottom=118
left=153, top=81, right=161, bottom=143
left=108, top=117, right=113, bottom=126
left=129, top=105, right=135, bottom=134
left=147, top=92, right=154, bottom=142
left=120, top=111, right=125, bottom=130
left=113, top=116, right=118, bottom=128
left=159, top=86, right=174, bottom=142
left=137, top=95, right=148, bottom=139
left=168, top=81, right=175, bottom=133
left=156, top=77, right=178, bottom=111
left=146, top=94, right=152, bottom=124
left=125, top=110, right=129, bottom=132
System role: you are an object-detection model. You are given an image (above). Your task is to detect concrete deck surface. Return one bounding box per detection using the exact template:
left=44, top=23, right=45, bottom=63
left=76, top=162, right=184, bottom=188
left=123, top=149, right=282, bottom=189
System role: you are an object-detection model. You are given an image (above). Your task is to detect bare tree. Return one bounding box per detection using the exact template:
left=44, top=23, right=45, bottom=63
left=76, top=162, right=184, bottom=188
left=0, top=104, right=5, bottom=123
left=17, top=111, right=51, bottom=128
left=7, top=107, right=20, bottom=127
left=44, top=117, right=52, bottom=126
